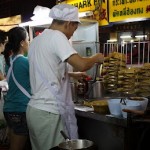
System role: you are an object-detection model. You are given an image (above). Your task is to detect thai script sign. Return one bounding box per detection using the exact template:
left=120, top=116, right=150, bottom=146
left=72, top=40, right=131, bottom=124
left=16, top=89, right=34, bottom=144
left=109, top=0, right=150, bottom=22
left=98, top=0, right=108, bottom=26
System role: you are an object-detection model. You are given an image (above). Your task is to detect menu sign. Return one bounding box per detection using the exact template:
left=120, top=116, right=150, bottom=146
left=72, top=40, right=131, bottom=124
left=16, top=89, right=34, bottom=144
left=66, top=0, right=109, bottom=26
left=109, top=0, right=150, bottom=22
left=67, top=0, right=97, bottom=12
left=98, top=0, right=108, bottom=26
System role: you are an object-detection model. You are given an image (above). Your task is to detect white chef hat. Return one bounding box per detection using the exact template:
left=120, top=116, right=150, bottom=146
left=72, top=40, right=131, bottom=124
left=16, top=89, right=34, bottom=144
left=49, top=4, right=81, bottom=23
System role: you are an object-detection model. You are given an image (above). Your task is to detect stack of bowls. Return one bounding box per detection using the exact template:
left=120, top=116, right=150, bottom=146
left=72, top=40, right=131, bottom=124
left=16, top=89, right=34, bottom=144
left=107, top=98, right=122, bottom=117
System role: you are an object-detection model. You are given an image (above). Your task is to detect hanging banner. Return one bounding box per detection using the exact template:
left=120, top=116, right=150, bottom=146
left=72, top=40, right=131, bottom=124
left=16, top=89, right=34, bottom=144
left=66, top=0, right=109, bottom=26
left=109, top=0, right=150, bottom=23
left=97, top=0, right=108, bottom=26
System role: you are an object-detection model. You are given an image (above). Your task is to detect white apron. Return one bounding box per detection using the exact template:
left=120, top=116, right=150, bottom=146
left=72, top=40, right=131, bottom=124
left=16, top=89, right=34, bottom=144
left=50, top=65, right=78, bottom=139
left=34, top=61, right=78, bottom=139
left=6, top=55, right=31, bottom=98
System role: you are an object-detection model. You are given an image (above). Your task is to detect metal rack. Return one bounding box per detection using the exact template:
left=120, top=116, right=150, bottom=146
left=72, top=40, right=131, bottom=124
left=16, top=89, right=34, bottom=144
left=103, top=41, right=150, bottom=66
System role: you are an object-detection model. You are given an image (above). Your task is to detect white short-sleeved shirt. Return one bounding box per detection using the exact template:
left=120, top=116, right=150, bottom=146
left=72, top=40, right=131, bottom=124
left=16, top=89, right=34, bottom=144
left=28, top=29, right=77, bottom=114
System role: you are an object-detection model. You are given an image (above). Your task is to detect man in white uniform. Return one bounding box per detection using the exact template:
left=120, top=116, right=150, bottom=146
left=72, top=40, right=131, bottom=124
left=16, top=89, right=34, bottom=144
left=26, top=3, right=104, bottom=150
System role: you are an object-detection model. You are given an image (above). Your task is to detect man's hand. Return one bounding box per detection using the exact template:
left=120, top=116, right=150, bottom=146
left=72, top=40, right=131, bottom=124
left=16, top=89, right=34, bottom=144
left=69, top=72, right=89, bottom=80
left=122, top=109, right=145, bottom=115
left=92, top=53, right=104, bottom=64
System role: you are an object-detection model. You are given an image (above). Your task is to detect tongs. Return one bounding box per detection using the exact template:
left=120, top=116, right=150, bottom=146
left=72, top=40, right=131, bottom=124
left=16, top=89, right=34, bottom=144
left=120, top=98, right=126, bottom=105
left=84, top=63, right=100, bottom=99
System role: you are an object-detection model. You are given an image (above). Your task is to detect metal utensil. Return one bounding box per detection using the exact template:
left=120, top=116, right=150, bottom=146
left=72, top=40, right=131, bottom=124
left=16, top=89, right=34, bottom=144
left=60, top=130, right=70, bottom=141
left=84, top=63, right=103, bottom=99
left=120, top=98, right=126, bottom=105
left=59, top=131, right=94, bottom=150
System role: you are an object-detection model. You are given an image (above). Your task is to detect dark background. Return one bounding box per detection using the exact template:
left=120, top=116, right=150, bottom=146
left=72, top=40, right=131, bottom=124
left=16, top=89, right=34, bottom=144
left=0, top=0, right=56, bottom=22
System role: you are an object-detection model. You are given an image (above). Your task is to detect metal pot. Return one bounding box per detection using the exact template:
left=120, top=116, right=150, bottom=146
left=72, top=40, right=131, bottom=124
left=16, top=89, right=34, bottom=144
left=59, top=139, right=94, bottom=150
left=85, top=80, right=104, bottom=99
left=59, top=131, right=94, bottom=150
left=70, top=82, right=77, bottom=102
left=92, top=81, right=104, bottom=99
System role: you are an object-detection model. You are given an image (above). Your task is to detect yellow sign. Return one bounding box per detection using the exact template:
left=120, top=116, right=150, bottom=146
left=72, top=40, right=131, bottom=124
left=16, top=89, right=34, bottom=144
left=66, top=0, right=109, bottom=26
left=109, top=0, right=150, bottom=22
left=67, top=0, right=98, bottom=12
left=98, top=0, right=108, bottom=26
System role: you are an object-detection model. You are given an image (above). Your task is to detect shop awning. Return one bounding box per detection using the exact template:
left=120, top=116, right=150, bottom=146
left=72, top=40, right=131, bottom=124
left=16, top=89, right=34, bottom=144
left=0, top=15, right=21, bottom=31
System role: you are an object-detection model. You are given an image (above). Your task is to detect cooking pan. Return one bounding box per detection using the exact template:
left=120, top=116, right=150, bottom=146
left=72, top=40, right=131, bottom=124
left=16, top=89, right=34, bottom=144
left=59, top=131, right=94, bottom=150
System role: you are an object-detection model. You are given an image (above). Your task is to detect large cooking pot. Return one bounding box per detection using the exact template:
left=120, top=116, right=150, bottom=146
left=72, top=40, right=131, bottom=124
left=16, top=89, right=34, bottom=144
left=92, top=81, right=104, bottom=99
left=59, top=131, right=94, bottom=150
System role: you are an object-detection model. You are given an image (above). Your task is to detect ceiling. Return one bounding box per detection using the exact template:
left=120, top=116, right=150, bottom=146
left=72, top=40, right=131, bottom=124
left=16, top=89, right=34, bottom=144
left=0, top=0, right=56, bottom=22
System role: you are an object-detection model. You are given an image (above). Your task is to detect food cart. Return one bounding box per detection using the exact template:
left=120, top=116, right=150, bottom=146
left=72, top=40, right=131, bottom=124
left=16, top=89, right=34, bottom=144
left=19, top=4, right=150, bottom=150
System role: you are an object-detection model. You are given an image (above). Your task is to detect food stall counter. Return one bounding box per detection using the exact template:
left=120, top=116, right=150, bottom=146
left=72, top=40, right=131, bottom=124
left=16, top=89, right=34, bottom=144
left=75, top=107, right=150, bottom=150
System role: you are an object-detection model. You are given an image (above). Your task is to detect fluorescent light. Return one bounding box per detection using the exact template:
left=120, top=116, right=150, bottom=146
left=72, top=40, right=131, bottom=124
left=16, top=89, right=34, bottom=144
left=121, top=41, right=126, bottom=46
left=107, top=39, right=117, bottom=42
left=130, top=40, right=134, bottom=42
left=120, top=35, right=131, bottom=39
left=122, top=40, right=126, bottom=44
left=135, top=35, right=147, bottom=38
left=124, top=18, right=147, bottom=22
left=79, top=11, right=93, bottom=18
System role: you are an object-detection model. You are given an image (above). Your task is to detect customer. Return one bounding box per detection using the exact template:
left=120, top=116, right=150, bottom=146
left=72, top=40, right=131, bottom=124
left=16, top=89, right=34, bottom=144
left=26, top=3, right=104, bottom=150
left=3, top=27, right=31, bottom=150
left=0, top=30, right=7, bottom=80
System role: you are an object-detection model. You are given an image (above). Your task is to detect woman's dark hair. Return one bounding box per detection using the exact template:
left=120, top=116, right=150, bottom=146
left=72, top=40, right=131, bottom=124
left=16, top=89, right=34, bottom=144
left=0, top=30, right=7, bottom=44
left=3, top=27, right=27, bottom=66
left=7, top=26, right=27, bottom=55
left=3, top=43, right=12, bottom=66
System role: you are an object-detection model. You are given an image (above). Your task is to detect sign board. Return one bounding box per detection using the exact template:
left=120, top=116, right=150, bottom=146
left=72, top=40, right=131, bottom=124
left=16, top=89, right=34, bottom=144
left=98, top=0, right=108, bottom=26
left=67, top=0, right=98, bottom=12
left=109, top=0, right=150, bottom=22
left=66, top=0, right=109, bottom=26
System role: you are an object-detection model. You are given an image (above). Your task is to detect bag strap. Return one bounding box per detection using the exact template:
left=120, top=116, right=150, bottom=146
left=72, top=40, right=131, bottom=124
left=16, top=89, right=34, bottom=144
left=6, top=55, right=21, bottom=82
left=12, top=70, right=31, bottom=98
left=7, top=55, right=31, bottom=98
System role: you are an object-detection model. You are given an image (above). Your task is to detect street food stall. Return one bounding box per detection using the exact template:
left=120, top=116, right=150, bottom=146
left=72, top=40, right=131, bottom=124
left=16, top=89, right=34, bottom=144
left=18, top=1, right=150, bottom=149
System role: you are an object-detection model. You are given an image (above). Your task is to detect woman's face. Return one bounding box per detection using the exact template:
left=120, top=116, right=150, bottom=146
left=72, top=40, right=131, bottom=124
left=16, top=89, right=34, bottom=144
left=0, top=40, right=7, bottom=53
left=0, top=43, right=5, bottom=53
left=22, top=32, right=30, bottom=53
